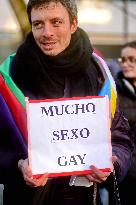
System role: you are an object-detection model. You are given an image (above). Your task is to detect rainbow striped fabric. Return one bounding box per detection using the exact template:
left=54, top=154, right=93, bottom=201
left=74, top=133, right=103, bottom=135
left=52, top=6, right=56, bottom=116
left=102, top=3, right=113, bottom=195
left=0, top=53, right=117, bottom=151
left=0, top=54, right=27, bottom=154
left=93, top=53, right=117, bottom=119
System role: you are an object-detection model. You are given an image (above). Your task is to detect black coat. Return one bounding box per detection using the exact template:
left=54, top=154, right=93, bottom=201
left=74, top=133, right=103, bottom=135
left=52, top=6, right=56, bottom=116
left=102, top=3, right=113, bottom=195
left=116, top=71, right=136, bottom=129
left=116, top=71, right=136, bottom=205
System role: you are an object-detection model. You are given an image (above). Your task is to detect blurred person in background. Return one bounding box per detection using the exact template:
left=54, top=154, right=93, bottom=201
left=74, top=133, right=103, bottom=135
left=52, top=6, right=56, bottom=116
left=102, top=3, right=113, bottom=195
left=106, top=59, right=121, bottom=78
left=116, top=41, right=136, bottom=205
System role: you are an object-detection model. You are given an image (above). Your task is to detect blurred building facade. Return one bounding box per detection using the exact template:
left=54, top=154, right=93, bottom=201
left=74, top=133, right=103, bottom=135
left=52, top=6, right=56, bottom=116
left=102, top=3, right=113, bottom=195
left=77, top=0, right=136, bottom=58
left=0, top=0, right=136, bottom=62
left=0, top=0, right=23, bottom=63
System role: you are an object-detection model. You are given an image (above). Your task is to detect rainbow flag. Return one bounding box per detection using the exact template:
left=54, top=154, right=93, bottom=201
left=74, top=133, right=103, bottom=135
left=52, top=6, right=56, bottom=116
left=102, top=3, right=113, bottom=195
left=0, top=53, right=117, bottom=153
left=93, top=53, right=117, bottom=119
left=0, top=54, right=27, bottom=154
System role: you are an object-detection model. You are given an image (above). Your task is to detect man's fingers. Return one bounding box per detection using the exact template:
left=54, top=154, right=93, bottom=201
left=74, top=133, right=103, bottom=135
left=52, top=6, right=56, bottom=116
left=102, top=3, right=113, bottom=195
left=41, top=177, right=49, bottom=186
left=18, top=159, right=49, bottom=187
left=91, top=165, right=110, bottom=178
left=24, top=175, right=38, bottom=187
left=25, top=174, right=49, bottom=187
left=86, top=165, right=111, bottom=183
left=18, top=158, right=32, bottom=178
left=35, top=174, right=48, bottom=186
left=86, top=174, right=102, bottom=183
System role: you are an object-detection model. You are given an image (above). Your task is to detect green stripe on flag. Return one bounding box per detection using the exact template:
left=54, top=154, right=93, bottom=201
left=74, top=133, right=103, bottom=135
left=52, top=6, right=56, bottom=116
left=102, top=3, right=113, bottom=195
left=0, top=54, right=26, bottom=108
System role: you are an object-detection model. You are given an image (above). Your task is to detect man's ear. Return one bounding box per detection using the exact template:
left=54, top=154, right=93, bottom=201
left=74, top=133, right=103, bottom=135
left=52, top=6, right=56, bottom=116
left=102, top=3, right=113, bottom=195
left=71, top=17, right=78, bottom=34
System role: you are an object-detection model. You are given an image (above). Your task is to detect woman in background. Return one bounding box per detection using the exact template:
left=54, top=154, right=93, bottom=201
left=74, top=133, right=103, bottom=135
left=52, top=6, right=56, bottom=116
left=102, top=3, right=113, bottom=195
left=116, top=41, right=136, bottom=205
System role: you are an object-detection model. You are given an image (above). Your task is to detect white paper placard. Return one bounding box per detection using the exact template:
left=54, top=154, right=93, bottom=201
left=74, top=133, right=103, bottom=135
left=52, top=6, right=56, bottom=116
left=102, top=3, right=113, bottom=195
left=26, top=96, right=112, bottom=176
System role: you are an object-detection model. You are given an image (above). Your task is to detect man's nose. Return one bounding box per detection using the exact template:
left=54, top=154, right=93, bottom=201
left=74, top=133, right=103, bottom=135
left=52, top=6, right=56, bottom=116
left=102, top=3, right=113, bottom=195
left=43, top=24, right=54, bottom=37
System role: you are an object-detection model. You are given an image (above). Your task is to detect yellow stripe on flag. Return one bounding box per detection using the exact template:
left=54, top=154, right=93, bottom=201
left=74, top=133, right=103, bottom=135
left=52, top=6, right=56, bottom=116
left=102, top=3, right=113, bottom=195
left=110, top=85, right=117, bottom=118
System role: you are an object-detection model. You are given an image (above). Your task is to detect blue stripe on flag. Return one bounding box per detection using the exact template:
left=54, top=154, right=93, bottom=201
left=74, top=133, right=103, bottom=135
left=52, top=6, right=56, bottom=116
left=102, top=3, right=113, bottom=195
left=99, top=79, right=111, bottom=99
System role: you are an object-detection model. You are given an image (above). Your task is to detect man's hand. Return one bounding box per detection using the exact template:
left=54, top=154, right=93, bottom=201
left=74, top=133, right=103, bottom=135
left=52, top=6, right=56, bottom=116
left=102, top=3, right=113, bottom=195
left=18, top=158, right=48, bottom=187
left=86, top=155, right=117, bottom=183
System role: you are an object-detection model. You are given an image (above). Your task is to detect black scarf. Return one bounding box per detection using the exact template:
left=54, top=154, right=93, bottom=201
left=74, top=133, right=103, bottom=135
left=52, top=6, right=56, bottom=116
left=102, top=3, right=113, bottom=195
left=11, top=27, right=101, bottom=99
left=116, top=71, right=136, bottom=98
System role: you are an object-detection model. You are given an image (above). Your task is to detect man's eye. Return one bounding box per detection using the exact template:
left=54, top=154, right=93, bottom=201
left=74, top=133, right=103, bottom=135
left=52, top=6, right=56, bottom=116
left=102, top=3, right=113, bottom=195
left=52, top=20, right=62, bottom=26
left=33, top=23, right=43, bottom=29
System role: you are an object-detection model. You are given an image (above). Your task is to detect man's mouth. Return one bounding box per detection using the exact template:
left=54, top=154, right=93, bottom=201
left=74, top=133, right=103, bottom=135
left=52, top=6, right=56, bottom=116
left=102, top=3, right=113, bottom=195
left=41, top=42, right=57, bottom=50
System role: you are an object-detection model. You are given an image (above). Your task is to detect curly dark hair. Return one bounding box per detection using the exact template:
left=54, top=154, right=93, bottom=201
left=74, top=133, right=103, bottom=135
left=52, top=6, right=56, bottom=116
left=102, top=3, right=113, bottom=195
left=27, top=0, right=78, bottom=24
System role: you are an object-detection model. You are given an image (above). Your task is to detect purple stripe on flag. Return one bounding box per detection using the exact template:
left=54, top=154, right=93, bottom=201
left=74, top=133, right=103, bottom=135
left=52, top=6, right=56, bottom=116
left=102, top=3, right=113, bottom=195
left=0, top=94, right=27, bottom=155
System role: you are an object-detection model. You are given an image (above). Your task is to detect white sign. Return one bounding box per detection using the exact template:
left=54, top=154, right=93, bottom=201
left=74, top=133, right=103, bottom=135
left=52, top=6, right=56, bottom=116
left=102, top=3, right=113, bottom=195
left=26, top=96, right=112, bottom=177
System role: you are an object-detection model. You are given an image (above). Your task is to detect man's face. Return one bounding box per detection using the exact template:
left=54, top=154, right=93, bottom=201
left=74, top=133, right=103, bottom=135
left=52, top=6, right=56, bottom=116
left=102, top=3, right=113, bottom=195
left=31, top=2, right=78, bottom=56
left=120, top=47, right=136, bottom=79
